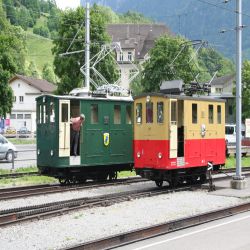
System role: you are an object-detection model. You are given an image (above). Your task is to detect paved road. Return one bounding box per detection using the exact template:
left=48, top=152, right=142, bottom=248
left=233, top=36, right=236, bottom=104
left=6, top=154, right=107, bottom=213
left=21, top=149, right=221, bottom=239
left=117, top=211, right=250, bottom=250
left=0, top=144, right=36, bottom=170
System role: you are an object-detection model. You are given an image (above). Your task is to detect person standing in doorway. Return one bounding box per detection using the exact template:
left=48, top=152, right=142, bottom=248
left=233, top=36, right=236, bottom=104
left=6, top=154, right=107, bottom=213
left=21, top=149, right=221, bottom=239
left=70, top=114, right=85, bottom=156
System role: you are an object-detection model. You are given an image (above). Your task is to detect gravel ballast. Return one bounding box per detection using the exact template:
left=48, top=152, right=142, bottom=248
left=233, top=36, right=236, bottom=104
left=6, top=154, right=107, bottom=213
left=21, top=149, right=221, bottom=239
left=0, top=190, right=247, bottom=250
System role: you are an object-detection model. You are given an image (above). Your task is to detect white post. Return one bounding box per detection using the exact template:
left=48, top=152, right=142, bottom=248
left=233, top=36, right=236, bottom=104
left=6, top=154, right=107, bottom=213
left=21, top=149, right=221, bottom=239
left=85, top=2, right=90, bottom=90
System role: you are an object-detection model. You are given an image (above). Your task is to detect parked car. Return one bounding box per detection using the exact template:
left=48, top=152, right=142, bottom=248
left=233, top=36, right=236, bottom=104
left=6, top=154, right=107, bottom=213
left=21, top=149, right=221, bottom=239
left=17, top=127, right=31, bottom=138
left=0, top=134, right=17, bottom=162
left=6, top=127, right=16, bottom=134
left=5, top=127, right=17, bottom=138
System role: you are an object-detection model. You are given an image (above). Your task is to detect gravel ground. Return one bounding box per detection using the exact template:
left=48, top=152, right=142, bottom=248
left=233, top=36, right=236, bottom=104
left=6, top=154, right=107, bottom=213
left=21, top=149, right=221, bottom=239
left=0, top=181, right=153, bottom=211
left=0, top=190, right=247, bottom=250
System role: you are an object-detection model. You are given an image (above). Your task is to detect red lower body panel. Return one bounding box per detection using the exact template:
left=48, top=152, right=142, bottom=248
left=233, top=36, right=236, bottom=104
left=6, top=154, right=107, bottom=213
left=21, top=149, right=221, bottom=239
left=134, top=138, right=225, bottom=170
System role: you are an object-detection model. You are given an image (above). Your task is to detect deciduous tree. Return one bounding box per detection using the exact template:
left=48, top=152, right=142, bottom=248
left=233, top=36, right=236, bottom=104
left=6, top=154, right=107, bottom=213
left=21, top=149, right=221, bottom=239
left=0, top=1, right=26, bottom=117
left=52, top=5, right=119, bottom=94
left=141, top=36, right=198, bottom=92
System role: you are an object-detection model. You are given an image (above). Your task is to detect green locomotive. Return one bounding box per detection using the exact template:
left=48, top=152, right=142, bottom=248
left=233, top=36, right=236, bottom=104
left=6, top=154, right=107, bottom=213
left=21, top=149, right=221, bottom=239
left=36, top=92, right=133, bottom=184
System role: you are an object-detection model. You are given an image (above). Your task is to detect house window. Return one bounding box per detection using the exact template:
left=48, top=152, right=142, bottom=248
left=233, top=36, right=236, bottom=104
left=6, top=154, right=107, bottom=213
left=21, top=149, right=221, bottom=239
left=114, top=105, right=121, bottom=124
left=126, top=105, right=132, bottom=124
left=146, top=101, right=153, bottom=123
left=229, top=105, right=233, bottom=115
left=129, top=69, right=137, bottom=79
left=91, top=104, right=98, bottom=124
left=209, top=105, right=214, bottom=124
left=19, top=96, right=24, bottom=103
left=25, top=114, right=31, bottom=119
left=128, top=51, right=132, bottom=61
left=157, top=102, right=164, bottom=123
left=119, top=52, right=123, bottom=61
left=10, top=114, right=16, bottom=119
left=17, top=114, right=23, bottom=119
left=215, top=88, right=223, bottom=93
left=192, top=103, right=198, bottom=124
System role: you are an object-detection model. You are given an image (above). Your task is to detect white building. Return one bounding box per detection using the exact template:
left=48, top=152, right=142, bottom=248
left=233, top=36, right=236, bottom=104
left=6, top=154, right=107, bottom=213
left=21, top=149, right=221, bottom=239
left=209, top=74, right=235, bottom=124
left=107, top=24, right=172, bottom=89
left=8, top=74, right=56, bottom=132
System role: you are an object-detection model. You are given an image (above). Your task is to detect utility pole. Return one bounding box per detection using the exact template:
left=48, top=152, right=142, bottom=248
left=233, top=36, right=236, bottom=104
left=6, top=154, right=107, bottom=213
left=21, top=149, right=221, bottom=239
left=85, top=2, right=90, bottom=91
left=231, top=0, right=247, bottom=189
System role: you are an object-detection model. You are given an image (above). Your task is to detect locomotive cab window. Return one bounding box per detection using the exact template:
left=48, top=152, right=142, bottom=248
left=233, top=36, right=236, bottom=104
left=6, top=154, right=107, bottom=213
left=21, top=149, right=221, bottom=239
left=192, top=103, right=197, bottom=124
left=157, top=102, right=164, bottom=123
left=91, top=104, right=98, bottom=124
left=50, top=102, right=55, bottom=123
left=61, top=103, right=69, bottom=122
left=146, top=101, right=153, bottom=123
left=126, top=105, right=132, bottom=124
left=114, top=105, right=121, bottom=124
left=136, top=103, right=142, bottom=124
left=217, top=105, right=221, bottom=124
left=209, top=105, right=214, bottom=124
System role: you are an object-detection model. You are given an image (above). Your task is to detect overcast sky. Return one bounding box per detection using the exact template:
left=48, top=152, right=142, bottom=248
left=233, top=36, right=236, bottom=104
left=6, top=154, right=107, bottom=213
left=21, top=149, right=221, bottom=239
left=55, top=0, right=81, bottom=10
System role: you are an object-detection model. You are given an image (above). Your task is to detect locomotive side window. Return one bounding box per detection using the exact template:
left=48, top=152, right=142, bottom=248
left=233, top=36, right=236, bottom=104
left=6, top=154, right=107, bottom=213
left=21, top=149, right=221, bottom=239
left=192, top=103, right=197, bottom=124
left=91, top=104, right=98, bottom=124
left=38, top=105, right=42, bottom=124
left=157, top=102, right=164, bottom=123
left=146, top=101, right=153, bottom=123
left=217, top=105, right=221, bottom=124
left=209, top=104, right=214, bottom=124
left=50, top=102, right=55, bottom=123
left=171, top=101, right=177, bottom=123
left=136, top=103, right=142, bottom=124
left=126, top=105, right=132, bottom=124
left=61, top=103, right=68, bottom=122
left=114, top=105, right=121, bottom=124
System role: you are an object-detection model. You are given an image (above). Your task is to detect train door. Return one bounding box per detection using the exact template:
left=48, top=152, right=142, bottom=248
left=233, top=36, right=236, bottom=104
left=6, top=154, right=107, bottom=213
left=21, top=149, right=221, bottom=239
left=59, top=100, right=70, bottom=157
left=169, top=99, right=178, bottom=158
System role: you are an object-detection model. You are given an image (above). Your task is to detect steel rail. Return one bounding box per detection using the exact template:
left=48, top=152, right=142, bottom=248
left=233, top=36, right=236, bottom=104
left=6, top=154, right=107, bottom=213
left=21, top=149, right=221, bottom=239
left=0, top=177, right=147, bottom=200
left=0, top=185, right=193, bottom=227
left=63, top=202, right=250, bottom=250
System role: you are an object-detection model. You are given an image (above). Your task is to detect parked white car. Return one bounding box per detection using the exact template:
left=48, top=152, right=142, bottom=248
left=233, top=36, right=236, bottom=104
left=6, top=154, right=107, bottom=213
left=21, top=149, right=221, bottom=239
left=0, top=134, right=17, bottom=162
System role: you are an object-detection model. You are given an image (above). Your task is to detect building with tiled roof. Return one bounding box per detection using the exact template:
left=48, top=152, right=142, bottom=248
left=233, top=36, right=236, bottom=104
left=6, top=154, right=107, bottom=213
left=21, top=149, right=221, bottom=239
left=107, top=24, right=172, bottom=89
left=7, top=74, right=56, bottom=132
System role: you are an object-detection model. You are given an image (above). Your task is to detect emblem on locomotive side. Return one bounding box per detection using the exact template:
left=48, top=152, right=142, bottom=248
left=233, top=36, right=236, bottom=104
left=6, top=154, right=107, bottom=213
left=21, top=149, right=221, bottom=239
left=103, top=133, right=110, bottom=146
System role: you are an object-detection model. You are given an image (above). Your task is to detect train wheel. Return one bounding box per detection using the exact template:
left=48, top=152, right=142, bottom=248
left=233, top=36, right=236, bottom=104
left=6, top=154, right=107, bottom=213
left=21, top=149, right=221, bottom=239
left=109, top=172, right=117, bottom=181
left=155, top=180, right=163, bottom=187
left=200, top=174, right=207, bottom=184
left=59, top=178, right=69, bottom=185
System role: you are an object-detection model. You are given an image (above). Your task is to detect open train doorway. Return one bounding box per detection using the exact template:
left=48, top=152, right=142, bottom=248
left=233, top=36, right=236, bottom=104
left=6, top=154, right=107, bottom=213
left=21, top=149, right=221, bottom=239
left=59, top=100, right=70, bottom=157
left=70, top=99, right=81, bottom=160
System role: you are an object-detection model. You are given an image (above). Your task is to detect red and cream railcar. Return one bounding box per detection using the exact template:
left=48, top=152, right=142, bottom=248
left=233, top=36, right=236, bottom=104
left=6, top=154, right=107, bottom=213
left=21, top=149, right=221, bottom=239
left=133, top=94, right=225, bottom=187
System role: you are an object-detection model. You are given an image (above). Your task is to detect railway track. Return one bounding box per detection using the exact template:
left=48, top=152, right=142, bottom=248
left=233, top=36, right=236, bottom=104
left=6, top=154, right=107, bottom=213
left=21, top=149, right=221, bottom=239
left=0, top=185, right=194, bottom=227
left=0, top=170, right=246, bottom=227
left=0, top=167, right=250, bottom=201
left=0, top=177, right=147, bottom=200
left=63, top=201, right=250, bottom=250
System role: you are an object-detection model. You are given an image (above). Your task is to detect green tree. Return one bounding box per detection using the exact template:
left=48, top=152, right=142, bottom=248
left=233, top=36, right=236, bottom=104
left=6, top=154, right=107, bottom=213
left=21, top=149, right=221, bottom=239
left=141, top=36, right=198, bottom=92
left=198, top=48, right=235, bottom=82
left=42, top=63, right=56, bottom=83
left=52, top=5, right=119, bottom=94
left=0, top=0, right=26, bottom=117
left=27, top=61, right=39, bottom=78
left=242, top=60, right=250, bottom=120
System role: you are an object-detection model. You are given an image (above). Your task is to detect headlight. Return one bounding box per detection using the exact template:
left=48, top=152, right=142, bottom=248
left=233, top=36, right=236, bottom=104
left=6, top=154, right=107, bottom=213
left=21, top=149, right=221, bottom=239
left=50, top=150, right=54, bottom=156
left=158, top=152, right=163, bottom=159
left=137, top=152, right=141, bottom=158
left=37, top=149, right=40, bottom=155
